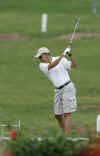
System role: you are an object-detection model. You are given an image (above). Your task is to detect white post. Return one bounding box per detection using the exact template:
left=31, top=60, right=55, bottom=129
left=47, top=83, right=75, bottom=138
left=97, top=115, right=100, bottom=134
left=19, top=120, right=21, bottom=129
left=41, top=13, right=48, bottom=33
left=92, top=0, right=96, bottom=13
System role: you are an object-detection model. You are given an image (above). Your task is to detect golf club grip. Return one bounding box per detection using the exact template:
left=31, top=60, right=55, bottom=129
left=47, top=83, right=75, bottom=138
left=69, top=41, right=72, bottom=47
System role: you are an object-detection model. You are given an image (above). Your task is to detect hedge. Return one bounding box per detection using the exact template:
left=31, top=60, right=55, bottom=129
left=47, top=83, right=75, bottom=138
left=8, top=132, right=87, bottom=156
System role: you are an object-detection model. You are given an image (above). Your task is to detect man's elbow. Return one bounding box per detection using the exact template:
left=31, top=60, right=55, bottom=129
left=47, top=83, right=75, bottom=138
left=71, top=63, right=77, bottom=68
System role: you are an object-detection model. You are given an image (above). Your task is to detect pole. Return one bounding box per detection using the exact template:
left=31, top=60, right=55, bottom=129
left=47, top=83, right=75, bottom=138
left=92, top=0, right=96, bottom=13
left=97, top=115, right=100, bottom=136
left=41, top=13, right=48, bottom=33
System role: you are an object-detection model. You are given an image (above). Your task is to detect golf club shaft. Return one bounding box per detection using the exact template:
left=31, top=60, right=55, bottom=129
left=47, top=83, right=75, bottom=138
left=69, top=19, right=80, bottom=46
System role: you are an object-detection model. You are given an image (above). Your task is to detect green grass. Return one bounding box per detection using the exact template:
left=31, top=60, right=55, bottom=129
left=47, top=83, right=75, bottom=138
left=0, top=38, right=100, bottom=136
left=0, top=13, right=100, bottom=37
left=0, top=0, right=100, bottom=136
left=0, top=0, right=94, bottom=14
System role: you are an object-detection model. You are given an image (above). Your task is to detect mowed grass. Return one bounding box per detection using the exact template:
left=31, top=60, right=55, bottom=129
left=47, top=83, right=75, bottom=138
left=0, top=0, right=100, bottom=136
left=0, top=13, right=100, bottom=37
left=0, top=0, right=96, bottom=14
left=0, top=38, right=100, bottom=135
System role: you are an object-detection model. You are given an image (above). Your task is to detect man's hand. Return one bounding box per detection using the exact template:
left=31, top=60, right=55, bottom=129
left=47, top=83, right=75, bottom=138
left=63, top=46, right=77, bottom=68
left=63, top=46, right=72, bottom=57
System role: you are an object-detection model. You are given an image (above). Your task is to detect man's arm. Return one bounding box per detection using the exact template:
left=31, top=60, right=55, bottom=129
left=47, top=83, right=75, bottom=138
left=64, top=46, right=77, bottom=68
left=48, top=46, right=77, bottom=70
left=69, top=56, right=77, bottom=68
left=48, top=54, right=64, bottom=70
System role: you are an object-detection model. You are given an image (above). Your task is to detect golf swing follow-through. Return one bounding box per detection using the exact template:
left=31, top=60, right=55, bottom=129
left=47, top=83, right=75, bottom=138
left=34, top=18, right=80, bottom=134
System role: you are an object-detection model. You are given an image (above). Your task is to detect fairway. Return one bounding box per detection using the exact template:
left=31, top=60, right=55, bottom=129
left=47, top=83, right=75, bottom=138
left=0, top=0, right=100, bottom=136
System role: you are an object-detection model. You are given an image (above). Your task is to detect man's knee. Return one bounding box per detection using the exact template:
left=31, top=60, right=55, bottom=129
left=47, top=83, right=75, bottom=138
left=55, top=115, right=63, bottom=121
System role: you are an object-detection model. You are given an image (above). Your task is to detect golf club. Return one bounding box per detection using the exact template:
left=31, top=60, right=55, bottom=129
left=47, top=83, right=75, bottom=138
left=69, top=18, right=80, bottom=46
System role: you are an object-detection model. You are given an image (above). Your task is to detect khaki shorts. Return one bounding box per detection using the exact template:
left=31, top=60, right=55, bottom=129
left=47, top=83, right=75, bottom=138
left=54, top=82, right=77, bottom=115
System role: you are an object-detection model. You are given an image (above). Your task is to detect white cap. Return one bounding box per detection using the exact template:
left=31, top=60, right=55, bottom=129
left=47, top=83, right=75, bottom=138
left=34, top=47, right=50, bottom=58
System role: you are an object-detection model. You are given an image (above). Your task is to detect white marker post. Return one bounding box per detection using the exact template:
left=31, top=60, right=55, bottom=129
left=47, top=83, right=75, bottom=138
left=92, top=0, right=96, bottom=13
left=41, top=13, right=48, bottom=33
left=97, top=115, right=100, bottom=135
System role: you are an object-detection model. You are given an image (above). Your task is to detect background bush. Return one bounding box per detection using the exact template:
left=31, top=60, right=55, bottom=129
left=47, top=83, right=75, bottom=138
left=9, top=133, right=87, bottom=156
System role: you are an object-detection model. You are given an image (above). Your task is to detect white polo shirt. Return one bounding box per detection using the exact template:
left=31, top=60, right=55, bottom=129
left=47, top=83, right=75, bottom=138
left=39, top=57, right=72, bottom=88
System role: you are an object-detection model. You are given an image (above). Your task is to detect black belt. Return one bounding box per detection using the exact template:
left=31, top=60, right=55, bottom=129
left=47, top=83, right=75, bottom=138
left=56, top=81, right=71, bottom=89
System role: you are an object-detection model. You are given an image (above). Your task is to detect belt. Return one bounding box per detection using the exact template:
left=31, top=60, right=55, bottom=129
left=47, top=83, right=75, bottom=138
left=56, top=81, right=71, bottom=89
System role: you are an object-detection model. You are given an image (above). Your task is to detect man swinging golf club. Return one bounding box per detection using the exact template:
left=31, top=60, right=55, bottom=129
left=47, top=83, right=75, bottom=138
left=35, top=46, right=77, bottom=134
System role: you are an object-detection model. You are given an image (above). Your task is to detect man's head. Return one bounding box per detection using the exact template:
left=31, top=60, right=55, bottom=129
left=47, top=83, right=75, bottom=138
left=35, top=47, right=51, bottom=63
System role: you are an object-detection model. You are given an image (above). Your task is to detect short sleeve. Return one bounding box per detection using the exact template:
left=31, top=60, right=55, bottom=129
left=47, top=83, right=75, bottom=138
left=39, top=63, right=49, bottom=75
left=62, top=57, right=72, bottom=70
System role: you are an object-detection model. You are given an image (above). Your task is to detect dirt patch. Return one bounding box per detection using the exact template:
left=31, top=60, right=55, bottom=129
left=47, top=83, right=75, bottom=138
left=56, top=32, right=100, bottom=40
left=80, top=104, right=100, bottom=108
left=72, top=125, right=96, bottom=134
left=0, top=32, right=100, bottom=40
left=0, top=34, right=28, bottom=40
left=79, top=104, right=100, bottom=113
left=0, top=32, right=100, bottom=41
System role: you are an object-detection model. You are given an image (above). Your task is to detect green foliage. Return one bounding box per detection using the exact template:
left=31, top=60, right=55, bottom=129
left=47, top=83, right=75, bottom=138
left=9, top=133, right=86, bottom=156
